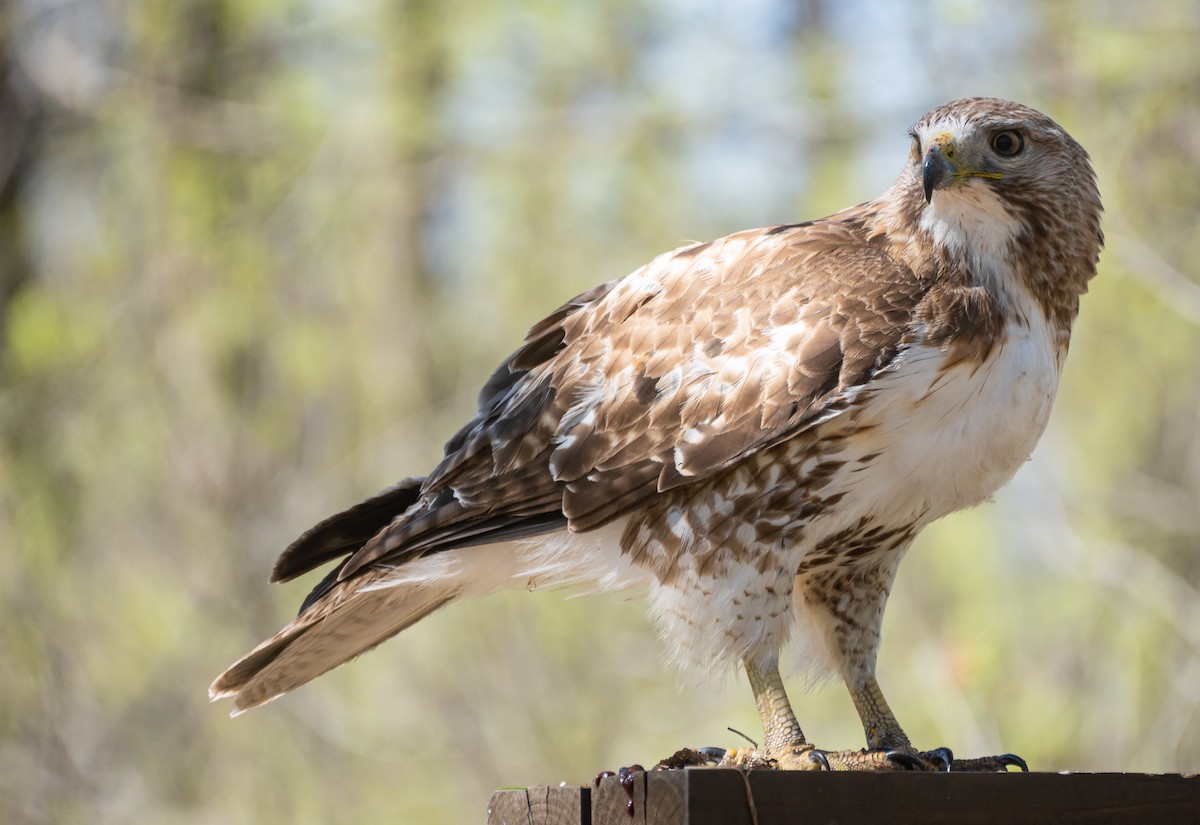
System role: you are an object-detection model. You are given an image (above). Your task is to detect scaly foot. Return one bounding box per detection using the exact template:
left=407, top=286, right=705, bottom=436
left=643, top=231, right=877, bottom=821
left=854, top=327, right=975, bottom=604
left=720, top=744, right=926, bottom=771
left=699, top=744, right=1028, bottom=772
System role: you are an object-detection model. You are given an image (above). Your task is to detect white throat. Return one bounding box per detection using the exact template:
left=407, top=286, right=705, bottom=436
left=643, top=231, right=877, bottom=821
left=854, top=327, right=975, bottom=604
left=920, top=183, right=1023, bottom=291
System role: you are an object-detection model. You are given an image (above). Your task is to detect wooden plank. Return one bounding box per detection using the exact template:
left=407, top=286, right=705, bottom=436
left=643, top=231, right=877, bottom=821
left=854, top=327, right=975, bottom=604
left=488, top=784, right=590, bottom=825
left=737, top=771, right=1200, bottom=825
left=591, top=769, right=684, bottom=825
left=581, top=770, right=1200, bottom=825
left=684, top=769, right=758, bottom=825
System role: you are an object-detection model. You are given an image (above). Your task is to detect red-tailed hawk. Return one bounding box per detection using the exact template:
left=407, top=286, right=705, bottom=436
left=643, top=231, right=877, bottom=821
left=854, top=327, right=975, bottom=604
left=211, top=98, right=1102, bottom=772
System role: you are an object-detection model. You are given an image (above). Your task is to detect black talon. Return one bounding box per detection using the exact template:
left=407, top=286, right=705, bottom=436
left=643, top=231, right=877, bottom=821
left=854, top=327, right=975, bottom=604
left=926, top=747, right=955, bottom=772
left=807, top=750, right=832, bottom=771
left=884, top=750, right=925, bottom=771
left=697, top=747, right=727, bottom=763
left=997, top=753, right=1029, bottom=772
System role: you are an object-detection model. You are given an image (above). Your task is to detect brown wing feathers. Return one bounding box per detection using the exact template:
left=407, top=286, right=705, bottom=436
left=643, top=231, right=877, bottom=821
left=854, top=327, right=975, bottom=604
left=272, top=221, right=923, bottom=611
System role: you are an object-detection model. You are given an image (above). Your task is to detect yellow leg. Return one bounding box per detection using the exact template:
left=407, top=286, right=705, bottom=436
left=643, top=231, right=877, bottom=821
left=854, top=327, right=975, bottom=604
left=746, top=660, right=807, bottom=754
left=847, top=675, right=912, bottom=751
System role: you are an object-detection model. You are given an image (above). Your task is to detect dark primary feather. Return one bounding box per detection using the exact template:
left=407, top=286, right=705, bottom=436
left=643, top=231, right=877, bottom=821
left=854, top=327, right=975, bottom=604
left=271, top=478, right=424, bottom=583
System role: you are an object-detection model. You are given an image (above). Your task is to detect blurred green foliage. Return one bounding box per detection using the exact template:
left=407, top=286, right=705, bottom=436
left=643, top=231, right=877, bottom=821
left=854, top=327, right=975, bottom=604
left=1, top=1, right=1198, bottom=823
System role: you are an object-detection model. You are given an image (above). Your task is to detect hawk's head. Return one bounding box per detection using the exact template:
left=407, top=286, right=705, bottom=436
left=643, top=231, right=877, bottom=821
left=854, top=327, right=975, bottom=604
left=899, top=97, right=1104, bottom=322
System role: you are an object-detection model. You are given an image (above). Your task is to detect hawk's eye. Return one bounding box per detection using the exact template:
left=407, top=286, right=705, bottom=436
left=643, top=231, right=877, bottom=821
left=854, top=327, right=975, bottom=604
left=991, top=130, right=1024, bottom=157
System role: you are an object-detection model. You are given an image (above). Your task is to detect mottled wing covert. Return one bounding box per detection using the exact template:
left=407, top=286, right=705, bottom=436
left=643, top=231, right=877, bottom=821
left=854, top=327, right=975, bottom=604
left=338, top=219, right=922, bottom=579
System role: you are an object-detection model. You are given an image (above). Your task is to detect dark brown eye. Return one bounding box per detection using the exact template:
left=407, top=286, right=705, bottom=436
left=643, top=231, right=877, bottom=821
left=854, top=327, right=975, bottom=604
left=991, top=130, right=1024, bottom=157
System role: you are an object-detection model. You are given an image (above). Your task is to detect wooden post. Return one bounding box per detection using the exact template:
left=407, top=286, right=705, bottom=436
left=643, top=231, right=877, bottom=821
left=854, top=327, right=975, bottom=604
left=488, top=783, right=590, bottom=825
left=488, top=770, right=1200, bottom=825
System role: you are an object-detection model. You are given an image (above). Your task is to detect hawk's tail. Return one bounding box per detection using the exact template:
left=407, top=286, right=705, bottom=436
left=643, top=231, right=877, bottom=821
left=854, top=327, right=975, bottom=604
left=210, top=517, right=640, bottom=714
left=211, top=544, right=506, bottom=709
left=208, top=577, right=448, bottom=709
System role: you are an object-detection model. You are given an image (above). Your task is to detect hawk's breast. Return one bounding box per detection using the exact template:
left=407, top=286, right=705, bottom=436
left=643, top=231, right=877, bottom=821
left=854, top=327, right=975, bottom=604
left=828, top=279, right=1064, bottom=528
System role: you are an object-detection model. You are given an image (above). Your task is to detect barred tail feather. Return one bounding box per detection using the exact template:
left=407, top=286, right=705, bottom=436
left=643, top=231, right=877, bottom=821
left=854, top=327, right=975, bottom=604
left=209, top=575, right=458, bottom=714
left=211, top=517, right=643, bottom=714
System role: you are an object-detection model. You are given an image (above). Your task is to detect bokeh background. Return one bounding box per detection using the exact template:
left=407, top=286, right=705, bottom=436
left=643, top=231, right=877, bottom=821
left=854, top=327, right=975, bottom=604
left=3, top=0, right=1199, bottom=822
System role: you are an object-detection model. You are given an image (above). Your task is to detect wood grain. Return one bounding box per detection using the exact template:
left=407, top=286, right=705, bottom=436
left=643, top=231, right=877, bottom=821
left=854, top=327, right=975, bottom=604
left=492, top=771, right=1200, bottom=824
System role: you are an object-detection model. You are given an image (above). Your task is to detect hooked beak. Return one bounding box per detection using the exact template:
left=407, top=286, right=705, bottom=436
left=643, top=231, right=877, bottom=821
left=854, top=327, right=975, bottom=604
left=920, top=130, right=1002, bottom=203
left=922, top=132, right=958, bottom=204
left=922, top=144, right=955, bottom=204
